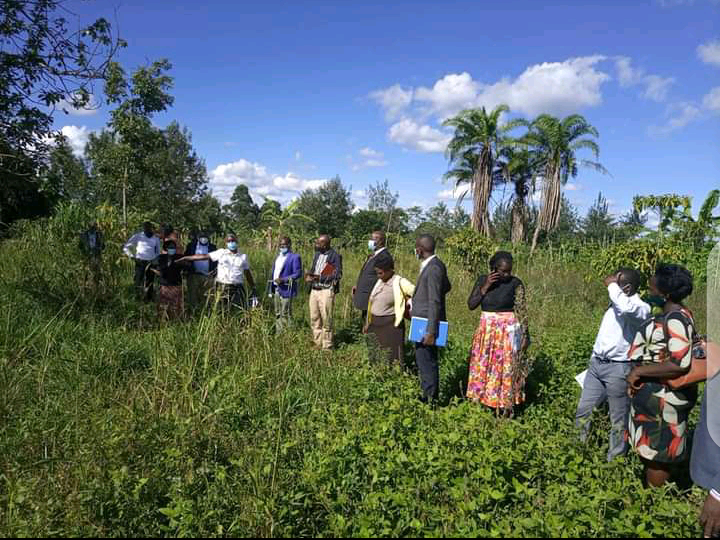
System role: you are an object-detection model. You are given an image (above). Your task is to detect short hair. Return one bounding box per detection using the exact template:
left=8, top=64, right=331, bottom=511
left=280, top=236, right=292, bottom=246
left=143, top=221, right=153, bottom=229
left=618, top=267, right=642, bottom=290
left=226, top=233, right=237, bottom=241
left=373, top=253, right=395, bottom=271
left=489, top=251, right=513, bottom=270
left=655, top=264, right=693, bottom=303
left=417, top=234, right=436, bottom=253
left=373, top=231, right=386, bottom=243
left=163, top=240, right=176, bottom=250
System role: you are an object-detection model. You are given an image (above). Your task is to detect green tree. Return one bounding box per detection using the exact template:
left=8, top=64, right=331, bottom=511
left=38, top=136, right=91, bottom=206
left=673, top=190, right=720, bottom=248
left=0, top=0, right=124, bottom=225
left=404, top=206, right=425, bottom=232
left=523, top=114, right=608, bottom=252
left=495, top=146, right=536, bottom=245
left=295, top=176, right=353, bottom=238
left=582, top=192, right=616, bottom=243
left=443, top=105, right=524, bottom=236
left=224, top=185, right=259, bottom=230
left=347, top=210, right=387, bottom=245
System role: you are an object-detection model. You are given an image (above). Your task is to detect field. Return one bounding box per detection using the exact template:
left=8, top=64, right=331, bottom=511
left=0, top=211, right=710, bottom=538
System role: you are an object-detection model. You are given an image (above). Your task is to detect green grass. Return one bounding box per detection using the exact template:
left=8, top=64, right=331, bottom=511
left=0, top=211, right=711, bottom=537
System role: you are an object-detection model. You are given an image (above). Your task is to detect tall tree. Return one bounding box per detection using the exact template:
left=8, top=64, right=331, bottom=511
left=443, top=105, right=524, bottom=236
left=224, top=185, right=259, bottom=230
left=0, top=0, right=124, bottom=224
left=583, top=192, right=616, bottom=242
left=295, top=177, right=353, bottom=238
left=495, top=146, right=536, bottom=245
left=367, top=179, right=400, bottom=233
left=38, top=136, right=91, bottom=207
left=523, top=114, right=608, bottom=252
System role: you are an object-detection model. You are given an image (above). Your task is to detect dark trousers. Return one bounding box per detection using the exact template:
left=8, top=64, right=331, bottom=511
left=217, top=283, right=247, bottom=312
left=415, top=343, right=439, bottom=403
left=134, top=259, right=155, bottom=301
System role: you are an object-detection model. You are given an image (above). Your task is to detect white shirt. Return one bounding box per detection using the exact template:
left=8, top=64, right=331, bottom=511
left=210, top=249, right=250, bottom=285
left=313, top=252, right=329, bottom=275
left=420, top=254, right=437, bottom=274
left=123, top=232, right=161, bottom=261
left=273, top=253, right=289, bottom=281
left=193, top=244, right=210, bottom=275
left=593, top=283, right=651, bottom=362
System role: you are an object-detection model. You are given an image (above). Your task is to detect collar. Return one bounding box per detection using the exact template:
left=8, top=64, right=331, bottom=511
left=374, top=246, right=387, bottom=256
left=420, top=254, right=437, bottom=272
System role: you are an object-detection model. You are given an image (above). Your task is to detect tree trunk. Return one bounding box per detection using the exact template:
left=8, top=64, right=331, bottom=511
left=511, top=197, right=526, bottom=246
left=531, top=169, right=562, bottom=253
left=471, top=167, right=492, bottom=237
left=122, top=165, right=128, bottom=233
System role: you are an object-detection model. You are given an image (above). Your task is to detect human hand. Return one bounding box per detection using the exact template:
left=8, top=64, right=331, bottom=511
left=352, top=286, right=357, bottom=296
left=481, top=272, right=501, bottom=295
left=701, top=492, right=720, bottom=538
left=275, top=278, right=283, bottom=285
left=604, top=273, right=620, bottom=288
left=362, top=324, right=369, bottom=335
left=627, top=369, right=643, bottom=397
left=421, top=334, right=436, bottom=346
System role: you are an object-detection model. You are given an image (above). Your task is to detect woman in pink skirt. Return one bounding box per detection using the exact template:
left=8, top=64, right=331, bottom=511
left=466, top=252, right=530, bottom=417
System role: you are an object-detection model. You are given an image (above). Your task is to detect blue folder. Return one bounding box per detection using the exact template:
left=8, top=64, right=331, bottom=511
left=408, top=317, right=449, bottom=347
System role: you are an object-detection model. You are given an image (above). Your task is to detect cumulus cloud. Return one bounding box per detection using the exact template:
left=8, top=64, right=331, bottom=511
left=703, top=86, right=720, bottom=111
left=387, top=119, right=451, bottom=153
left=437, top=185, right=471, bottom=201
left=209, top=158, right=328, bottom=204
left=698, top=39, right=720, bottom=66
left=615, top=57, right=675, bottom=102
left=56, top=125, right=91, bottom=157
left=349, top=147, right=389, bottom=171
left=648, top=102, right=702, bottom=136
left=369, top=84, right=414, bottom=120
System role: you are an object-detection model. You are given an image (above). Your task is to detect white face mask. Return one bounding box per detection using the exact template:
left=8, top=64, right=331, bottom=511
left=199, top=237, right=209, bottom=245
left=368, top=240, right=376, bottom=251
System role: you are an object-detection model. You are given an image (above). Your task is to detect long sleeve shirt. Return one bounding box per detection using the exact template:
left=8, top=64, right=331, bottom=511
left=123, top=233, right=161, bottom=261
left=593, top=283, right=651, bottom=362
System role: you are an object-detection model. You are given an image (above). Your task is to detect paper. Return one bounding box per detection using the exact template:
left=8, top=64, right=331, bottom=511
left=575, top=369, right=588, bottom=388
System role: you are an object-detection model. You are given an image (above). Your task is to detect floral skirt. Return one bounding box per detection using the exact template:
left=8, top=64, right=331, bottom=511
left=467, top=311, right=525, bottom=409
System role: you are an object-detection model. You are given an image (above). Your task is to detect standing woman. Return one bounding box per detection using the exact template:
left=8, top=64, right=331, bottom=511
left=627, top=264, right=699, bottom=488
left=150, top=240, right=189, bottom=320
left=466, top=251, right=530, bottom=417
left=363, top=256, right=415, bottom=365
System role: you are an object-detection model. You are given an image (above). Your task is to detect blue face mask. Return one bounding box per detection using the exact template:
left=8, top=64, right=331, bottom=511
left=280, top=247, right=289, bottom=255
left=167, top=248, right=177, bottom=256
left=227, top=242, right=238, bottom=251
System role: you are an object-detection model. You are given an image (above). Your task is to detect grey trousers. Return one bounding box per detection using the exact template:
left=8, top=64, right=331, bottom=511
left=575, top=357, right=633, bottom=461
left=274, top=293, right=293, bottom=332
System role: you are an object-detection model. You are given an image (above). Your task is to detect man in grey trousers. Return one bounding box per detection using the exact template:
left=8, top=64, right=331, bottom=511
left=575, top=268, right=650, bottom=461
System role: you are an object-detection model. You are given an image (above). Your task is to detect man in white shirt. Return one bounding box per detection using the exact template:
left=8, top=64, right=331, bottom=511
left=123, top=222, right=162, bottom=301
left=179, top=234, right=256, bottom=311
left=575, top=268, right=651, bottom=461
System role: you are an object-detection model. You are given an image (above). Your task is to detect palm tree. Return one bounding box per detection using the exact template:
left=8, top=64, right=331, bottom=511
left=443, top=105, right=524, bottom=236
left=522, top=114, right=609, bottom=252
left=495, top=146, right=537, bottom=245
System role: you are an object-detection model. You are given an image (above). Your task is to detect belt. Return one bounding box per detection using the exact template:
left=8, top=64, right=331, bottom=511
left=593, top=355, right=636, bottom=364
left=312, top=284, right=333, bottom=291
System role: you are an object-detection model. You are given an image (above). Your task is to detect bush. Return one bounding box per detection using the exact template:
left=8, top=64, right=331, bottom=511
left=445, top=228, right=499, bottom=273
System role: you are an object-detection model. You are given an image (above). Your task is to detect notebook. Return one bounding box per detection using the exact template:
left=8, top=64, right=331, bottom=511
left=408, top=317, right=449, bottom=347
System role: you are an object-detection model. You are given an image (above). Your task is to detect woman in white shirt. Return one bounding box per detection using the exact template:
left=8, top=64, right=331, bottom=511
left=363, top=256, right=415, bottom=365
left=179, top=234, right=256, bottom=311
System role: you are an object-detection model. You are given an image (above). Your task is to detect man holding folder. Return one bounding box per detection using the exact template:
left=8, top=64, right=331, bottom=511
left=306, top=235, right=343, bottom=350
left=411, top=234, right=451, bottom=403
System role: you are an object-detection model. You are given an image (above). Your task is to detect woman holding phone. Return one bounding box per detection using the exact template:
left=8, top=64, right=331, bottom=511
left=466, top=251, right=530, bottom=417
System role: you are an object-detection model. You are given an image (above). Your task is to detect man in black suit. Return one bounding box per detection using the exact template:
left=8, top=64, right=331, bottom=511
left=352, top=231, right=392, bottom=319
left=411, top=234, right=451, bottom=403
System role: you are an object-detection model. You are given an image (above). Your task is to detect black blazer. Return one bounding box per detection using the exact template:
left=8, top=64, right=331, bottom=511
left=309, top=249, right=343, bottom=291
left=185, top=240, right=218, bottom=273
left=411, top=256, right=452, bottom=337
left=353, top=249, right=392, bottom=310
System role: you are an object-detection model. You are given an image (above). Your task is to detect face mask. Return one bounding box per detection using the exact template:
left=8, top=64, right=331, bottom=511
left=199, top=237, right=209, bottom=246
left=280, top=247, right=289, bottom=255
left=167, top=248, right=176, bottom=256
left=415, top=249, right=422, bottom=260
left=227, top=242, right=238, bottom=251
left=645, top=295, right=667, bottom=309
left=368, top=240, right=376, bottom=251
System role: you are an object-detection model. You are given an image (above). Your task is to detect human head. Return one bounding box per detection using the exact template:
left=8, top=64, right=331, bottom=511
left=315, top=235, right=331, bottom=253
left=143, top=221, right=154, bottom=236
left=162, top=224, right=174, bottom=238
left=489, top=251, right=513, bottom=282
left=164, top=240, right=177, bottom=255
left=650, top=264, right=694, bottom=304
left=280, top=237, right=292, bottom=251
left=415, top=234, right=436, bottom=260
left=226, top=233, right=238, bottom=252
left=374, top=254, right=395, bottom=282
left=88, top=221, right=98, bottom=231
left=198, top=230, right=210, bottom=245
left=617, top=267, right=642, bottom=296
left=370, top=231, right=386, bottom=250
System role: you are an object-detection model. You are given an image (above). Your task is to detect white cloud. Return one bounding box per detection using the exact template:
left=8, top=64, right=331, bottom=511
left=353, top=189, right=367, bottom=199
left=387, top=119, right=451, bottom=153
left=209, top=158, right=328, bottom=204
left=369, top=84, right=413, bottom=120
left=359, top=147, right=382, bottom=158
left=415, top=72, right=482, bottom=119
left=565, top=182, right=583, bottom=191
left=648, top=102, right=702, bottom=136
left=349, top=147, right=389, bottom=170
left=56, top=93, right=100, bottom=116
left=615, top=57, right=674, bottom=102
left=59, top=125, right=90, bottom=157
left=703, top=86, right=720, bottom=112
left=698, top=39, right=720, bottom=66
left=437, top=185, right=471, bottom=201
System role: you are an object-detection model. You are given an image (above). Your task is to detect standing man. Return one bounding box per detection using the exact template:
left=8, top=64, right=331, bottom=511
left=124, top=221, right=162, bottom=301
left=411, top=234, right=451, bottom=404
left=79, top=221, right=105, bottom=288
left=306, top=234, right=343, bottom=350
left=179, top=234, right=256, bottom=312
left=574, top=268, right=650, bottom=461
left=353, top=231, right=392, bottom=320
left=270, top=237, right=303, bottom=332
left=184, top=231, right=217, bottom=312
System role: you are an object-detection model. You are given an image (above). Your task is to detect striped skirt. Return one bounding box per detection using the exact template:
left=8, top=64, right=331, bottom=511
left=466, top=311, right=525, bottom=409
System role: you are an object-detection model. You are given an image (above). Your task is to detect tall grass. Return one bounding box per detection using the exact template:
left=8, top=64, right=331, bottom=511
left=0, top=206, right=710, bottom=537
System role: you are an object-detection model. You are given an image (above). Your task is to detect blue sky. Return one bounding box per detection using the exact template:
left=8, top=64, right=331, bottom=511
left=56, top=0, right=719, bottom=220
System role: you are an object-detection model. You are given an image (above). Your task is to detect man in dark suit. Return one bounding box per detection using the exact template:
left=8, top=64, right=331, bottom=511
left=411, top=234, right=451, bottom=403
left=184, top=231, right=217, bottom=311
left=352, top=231, right=392, bottom=319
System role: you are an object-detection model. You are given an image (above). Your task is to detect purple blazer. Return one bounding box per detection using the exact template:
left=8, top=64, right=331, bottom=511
left=271, top=252, right=303, bottom=298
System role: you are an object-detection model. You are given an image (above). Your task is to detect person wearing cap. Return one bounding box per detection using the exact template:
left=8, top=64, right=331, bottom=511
left=123, top=221, right=162, bottom=301
left=179, top=234, right=256, bottom=312
left=184, top=231, right=217, bottom=311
